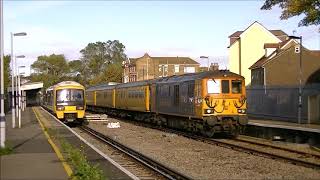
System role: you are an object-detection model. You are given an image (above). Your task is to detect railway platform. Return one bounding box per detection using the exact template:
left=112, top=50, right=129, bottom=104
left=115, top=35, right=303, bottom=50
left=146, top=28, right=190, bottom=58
left=1, top=107, right=137, bottom=180
left=246, top=119, right=320, bottom=146
left=0, top=107, right=69, bottom=180
left=249, top=119, right=320, bottom=133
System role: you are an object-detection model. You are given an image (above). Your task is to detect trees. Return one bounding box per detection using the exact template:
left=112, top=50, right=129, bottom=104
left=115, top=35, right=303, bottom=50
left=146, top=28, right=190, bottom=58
left=79, top=40, right=127, bottom=85
left=29, top=40, right=127, bottom=88
left=3, top=55, right=11, bottom=92
left=261, top=0, right=320, bottom=27
left=2, top=55, right=11, bottom=112
left=30, top=54, right=70, bottom=89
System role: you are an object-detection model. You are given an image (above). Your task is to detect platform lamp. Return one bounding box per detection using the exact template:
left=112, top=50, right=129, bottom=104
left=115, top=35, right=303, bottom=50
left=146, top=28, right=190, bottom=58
left=15, top=55, right=25, bottom=123
left=18, top=67, right=25, bottom=128
left=200, top=56, right=209, bottom=71
left=10, top=32, right=27, bottom=128
left=288, top=35, right=302, bottom=124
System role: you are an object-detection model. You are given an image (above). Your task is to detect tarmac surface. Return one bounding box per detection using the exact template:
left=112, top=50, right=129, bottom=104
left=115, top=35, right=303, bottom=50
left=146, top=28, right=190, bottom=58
left=1, top=107, right=135, bottom=180
left=0, top=107, right=68, bottom=180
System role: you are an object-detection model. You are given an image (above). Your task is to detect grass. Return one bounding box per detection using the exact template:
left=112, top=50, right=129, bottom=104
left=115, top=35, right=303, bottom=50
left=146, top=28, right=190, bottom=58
left=61, top=140, right=106, bottom=180
left=44, top=127, right=105, bottom=180
left=0, top=143, right=13, bottom=156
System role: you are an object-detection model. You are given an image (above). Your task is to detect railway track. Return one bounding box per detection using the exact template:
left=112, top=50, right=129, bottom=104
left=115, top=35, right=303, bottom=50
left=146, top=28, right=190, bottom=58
left=79, top=125, right=191, bottom=180
left=89, top=112, right=320, bottom=170
left=169, top=130, right=320, bottom=170
left=210, top=138, right=320, bottom=169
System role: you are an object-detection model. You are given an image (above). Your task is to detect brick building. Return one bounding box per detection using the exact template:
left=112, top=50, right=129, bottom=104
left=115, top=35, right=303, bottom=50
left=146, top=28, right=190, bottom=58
left=122, top=53, right=200, bottom=83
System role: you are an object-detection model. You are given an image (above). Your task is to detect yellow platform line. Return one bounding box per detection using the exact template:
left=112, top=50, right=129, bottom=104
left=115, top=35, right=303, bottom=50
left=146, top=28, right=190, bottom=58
left=32, top=107, right=73, bottom=177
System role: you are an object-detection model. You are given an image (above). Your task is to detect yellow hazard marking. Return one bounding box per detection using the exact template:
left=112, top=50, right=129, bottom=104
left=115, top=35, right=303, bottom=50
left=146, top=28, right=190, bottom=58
left=32, top=107, right=73, bottom=177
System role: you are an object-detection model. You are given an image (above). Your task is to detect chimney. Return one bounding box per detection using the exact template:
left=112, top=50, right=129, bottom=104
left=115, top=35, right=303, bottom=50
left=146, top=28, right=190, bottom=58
left=210, top=63, right=219, bottom=71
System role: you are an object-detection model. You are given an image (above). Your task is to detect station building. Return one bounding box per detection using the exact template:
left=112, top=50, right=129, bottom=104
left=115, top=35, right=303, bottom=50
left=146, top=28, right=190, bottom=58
left=7, top=80, right=43, bottom=109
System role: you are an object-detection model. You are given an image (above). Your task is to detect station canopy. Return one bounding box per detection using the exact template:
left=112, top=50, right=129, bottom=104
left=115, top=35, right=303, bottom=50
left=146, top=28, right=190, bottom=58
left=7, top=81, right=43, bottom=92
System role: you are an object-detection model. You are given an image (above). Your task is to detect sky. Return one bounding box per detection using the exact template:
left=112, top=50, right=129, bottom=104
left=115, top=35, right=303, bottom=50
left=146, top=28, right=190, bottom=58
left=3, top=0, right=320, bottom=75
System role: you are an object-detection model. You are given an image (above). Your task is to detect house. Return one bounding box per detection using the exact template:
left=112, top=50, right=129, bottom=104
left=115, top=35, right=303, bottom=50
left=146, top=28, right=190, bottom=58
left=249, top=39, right=320, bottom=86
left=122, top=53, right=200, bottom=83
left=246, top=37, right=320, bottom=124
left=228, top=21, right=289, bottom=85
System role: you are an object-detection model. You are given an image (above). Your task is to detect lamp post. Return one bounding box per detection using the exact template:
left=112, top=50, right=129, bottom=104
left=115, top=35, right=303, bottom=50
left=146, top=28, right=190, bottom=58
left=289, top=35, right=302, bottom=124
left=15, top=55, right=25, bottom=122
left=200, top=56, right=209, bottom=71
left=18, top=67, right=25, bottom=128
left=10, top=32, right=27, bottom=128
left=0, top=0, right=5, bottom=148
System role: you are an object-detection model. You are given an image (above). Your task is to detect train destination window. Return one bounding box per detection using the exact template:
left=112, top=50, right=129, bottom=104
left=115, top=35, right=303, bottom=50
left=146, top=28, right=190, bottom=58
left=222, top=80, right=230, bottom=94
left=207, top=79, right=220, bottom=94
left=232, top=80, right=242, bottom=94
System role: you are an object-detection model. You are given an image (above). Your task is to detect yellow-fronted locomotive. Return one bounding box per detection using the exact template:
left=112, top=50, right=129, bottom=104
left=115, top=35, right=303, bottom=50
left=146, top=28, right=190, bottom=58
left=43, top=81, right=86, bottom=124
left=87, top=70, right=248, bottom=137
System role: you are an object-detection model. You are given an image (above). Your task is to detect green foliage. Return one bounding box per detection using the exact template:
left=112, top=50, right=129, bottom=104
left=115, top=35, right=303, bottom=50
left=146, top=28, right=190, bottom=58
left=69, top=60, right=83, bottom=73
left=29, top=40, right=127, bottom=88
left=3, top=55, right=11, bottom=112
left=79, top=40, right=127, bottom=85
left=30, top=54, right=71, bottom=89
left=61, top=141, right=105, bottom=180
left=89, top=63, right=123, bottom=85
left=261, top=0, right=320, bottom=27
left=4, top=55, right=11, bottom=92
left=0, top=142, right=13, bottom=156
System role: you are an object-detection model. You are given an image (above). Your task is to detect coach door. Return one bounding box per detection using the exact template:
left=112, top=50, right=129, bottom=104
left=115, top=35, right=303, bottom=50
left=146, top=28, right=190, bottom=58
left=150, top=83, right=156, bottom=113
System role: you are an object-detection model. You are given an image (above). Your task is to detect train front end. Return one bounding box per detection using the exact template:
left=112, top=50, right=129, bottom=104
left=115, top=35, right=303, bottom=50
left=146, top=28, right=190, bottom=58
left=55, top=87, right=85, bottom=123
left=201, top=73, right=248, bottom=136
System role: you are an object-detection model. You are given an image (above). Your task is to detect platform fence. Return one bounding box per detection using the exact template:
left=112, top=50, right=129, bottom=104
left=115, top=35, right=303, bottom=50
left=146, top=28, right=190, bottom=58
left=246, top=84, right=320, bottom=123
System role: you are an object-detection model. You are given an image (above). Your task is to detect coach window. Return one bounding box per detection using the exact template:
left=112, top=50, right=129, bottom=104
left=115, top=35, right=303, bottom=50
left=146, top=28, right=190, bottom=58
left=232, top=80, right=242, bottom=94
left=207, top=79, right=220, bottom=94
left=221, top=80, right=230, bottom=94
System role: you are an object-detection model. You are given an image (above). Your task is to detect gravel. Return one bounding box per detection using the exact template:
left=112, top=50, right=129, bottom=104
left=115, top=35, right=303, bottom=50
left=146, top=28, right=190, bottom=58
left=87, top=117, right=320, bottom=179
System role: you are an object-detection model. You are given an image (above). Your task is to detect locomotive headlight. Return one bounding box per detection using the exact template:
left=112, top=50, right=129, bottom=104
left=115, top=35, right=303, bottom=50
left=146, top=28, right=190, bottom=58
left=76, top=106, right=84, bottom=110
left=237, top=109, right=246, bottom=114
left=57, top=106, right=65, bottom=111
left=205, top=109, right=213, bottom=114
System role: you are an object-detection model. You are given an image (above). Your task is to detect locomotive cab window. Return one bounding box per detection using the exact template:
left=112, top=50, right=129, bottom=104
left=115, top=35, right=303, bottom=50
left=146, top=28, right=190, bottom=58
left=207, top=79, right=220, bottom=94
left=221, top=80, right=229, bottom=94
left=232, top=80, right=242, bottom=94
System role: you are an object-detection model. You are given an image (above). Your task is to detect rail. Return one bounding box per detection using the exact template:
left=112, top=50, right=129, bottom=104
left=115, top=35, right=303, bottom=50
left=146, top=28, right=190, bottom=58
left=80, top=125, right=191, bottom=180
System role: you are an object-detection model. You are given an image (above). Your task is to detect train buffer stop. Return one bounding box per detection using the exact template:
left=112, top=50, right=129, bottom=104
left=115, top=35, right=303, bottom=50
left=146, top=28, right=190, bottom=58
left=0, top=108, right=135, bottom=179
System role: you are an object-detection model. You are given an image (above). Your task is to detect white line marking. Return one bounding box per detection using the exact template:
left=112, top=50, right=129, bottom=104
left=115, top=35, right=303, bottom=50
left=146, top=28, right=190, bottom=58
left=40, top=106, right=139, bottom=180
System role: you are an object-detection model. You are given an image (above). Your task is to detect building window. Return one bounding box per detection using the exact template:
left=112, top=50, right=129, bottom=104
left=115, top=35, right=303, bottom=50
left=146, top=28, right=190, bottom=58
left=164, top=65, right=168, bottom=72
left=159, top=64, right=168, bottom=77
left=174, top=65, right=179, bottom=73
left=184, top=67, right=195, bottom=73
